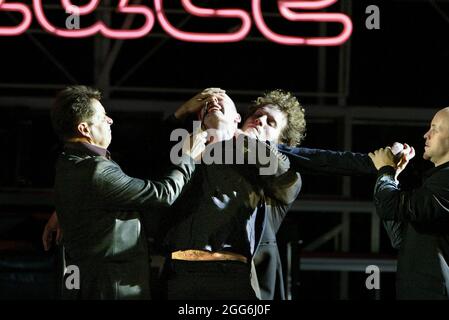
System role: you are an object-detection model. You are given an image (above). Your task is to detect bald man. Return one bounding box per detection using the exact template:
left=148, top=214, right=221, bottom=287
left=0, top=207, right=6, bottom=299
left=161, top=90, right=301, bottom=300
left=369, top=107, right=449, bottom=300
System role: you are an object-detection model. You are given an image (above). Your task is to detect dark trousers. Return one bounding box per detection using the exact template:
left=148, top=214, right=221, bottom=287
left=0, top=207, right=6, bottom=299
left=164, top=259, right=257, bottom=300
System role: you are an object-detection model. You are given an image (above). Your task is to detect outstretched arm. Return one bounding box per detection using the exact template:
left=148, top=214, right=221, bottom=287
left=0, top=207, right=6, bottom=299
left=278, top=145, right=376, bottom=176
left=94, top=131, right=206, bottom=209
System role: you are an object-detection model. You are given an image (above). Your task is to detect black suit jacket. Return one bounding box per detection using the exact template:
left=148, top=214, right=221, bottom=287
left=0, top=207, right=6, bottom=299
left=375, top=163, right=449, bottom=299
left=162, top=115, right=376, bottom=299
left=55, top=143, right=195, bottom=299
left=163, top=136, right=301, bottom=257
left=253, top=145, right=376, bottom=300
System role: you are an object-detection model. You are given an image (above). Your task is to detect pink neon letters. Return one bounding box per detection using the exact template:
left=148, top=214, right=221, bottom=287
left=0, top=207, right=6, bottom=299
left=32, top=0, right=154, bottom=39
left=154, top=0, right=251, bottom=43
left=0, top=0, right=32, bottom=36
left=0, top=0, right=352, bottom=45
left=254, top=0, right=353, bottom=45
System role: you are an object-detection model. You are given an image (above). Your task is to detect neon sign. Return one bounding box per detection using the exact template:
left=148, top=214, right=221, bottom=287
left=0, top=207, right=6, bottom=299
left=0, top=0, right=353, bottom=45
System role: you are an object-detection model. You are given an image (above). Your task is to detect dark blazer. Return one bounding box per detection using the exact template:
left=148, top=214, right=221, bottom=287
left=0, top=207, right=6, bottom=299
left=253, top=145, right=376, bottom=300
left=162, top=136, right=301, bottom=259
left=54, top=143, right=195, bottom=299
left=162, top=115, right=376, bottom=299
left=375, top=163, right=449, bottom=299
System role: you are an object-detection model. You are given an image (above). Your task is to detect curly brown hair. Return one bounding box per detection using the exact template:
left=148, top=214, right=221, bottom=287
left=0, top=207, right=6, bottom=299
left=248, top=89, right=306, bottom=146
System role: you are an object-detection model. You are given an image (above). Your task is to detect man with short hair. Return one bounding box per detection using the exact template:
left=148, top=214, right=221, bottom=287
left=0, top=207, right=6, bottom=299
left=370, top=107, right=449, bottom=299
left=50, top=85, right=205, bottom=299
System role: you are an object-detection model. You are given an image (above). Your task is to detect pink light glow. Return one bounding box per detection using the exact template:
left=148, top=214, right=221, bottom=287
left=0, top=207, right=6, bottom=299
left=102, top=0, right=155, bottom=39
left=0, top=0, right=33, bottom=36
left=33, top=0, right=154, bottom=39
left=277, top=0, right=338, bottom=10
left=2, top=0, right=353, bottom=45
left=60, top=0, right=100, bottom=15
left=253, top=0, right=352, bottom=46
left=154, top=0, right=251, bottom=43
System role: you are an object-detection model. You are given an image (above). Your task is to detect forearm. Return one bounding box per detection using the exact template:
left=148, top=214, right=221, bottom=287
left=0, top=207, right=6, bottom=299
left=373, top=166, right=404, bottom=220
left=155, top=155, right=196, bottom=206
left=382, top=220, right=404, bottom=249
left=278, top=146, right=376, bottom=176
left=95, top=156, right=196, bottom=209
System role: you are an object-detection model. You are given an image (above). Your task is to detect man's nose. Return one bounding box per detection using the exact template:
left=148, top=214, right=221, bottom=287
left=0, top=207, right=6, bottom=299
left=254, top=116, right=265, bottom=126
left=107, top=117, right=113, bottom=125
left=423, top=130, right=429, bottom=139
left=207, top=97, right=219, bottom=107
left=255, top=115, right=266, bottom=126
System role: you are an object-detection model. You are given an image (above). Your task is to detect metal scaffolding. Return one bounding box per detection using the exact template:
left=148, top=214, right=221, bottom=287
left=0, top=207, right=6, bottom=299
left=1, top=0, right=446, bottom=300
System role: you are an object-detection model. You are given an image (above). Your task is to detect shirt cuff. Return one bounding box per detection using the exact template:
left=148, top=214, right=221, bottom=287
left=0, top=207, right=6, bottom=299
left=179, top=154, right=196, bottom=168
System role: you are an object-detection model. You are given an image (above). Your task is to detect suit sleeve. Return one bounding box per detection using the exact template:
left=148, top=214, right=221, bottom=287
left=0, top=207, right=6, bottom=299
left=264, top=201, right=293, bottom=235
left=261, top=171, right=302, bottom=206
left=93, top=155, right=195, bottom=210
left=278, top=145, right=376, bottom=176
left=382, top=220, right=405, bottom=249
left=374, top=166, right=449, bottom=222
left=243, top=138, right=301, bottom=205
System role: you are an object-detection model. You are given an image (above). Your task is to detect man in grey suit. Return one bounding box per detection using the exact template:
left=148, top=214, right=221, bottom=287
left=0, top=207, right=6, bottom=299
left=49, top=85, right=205, bottom=299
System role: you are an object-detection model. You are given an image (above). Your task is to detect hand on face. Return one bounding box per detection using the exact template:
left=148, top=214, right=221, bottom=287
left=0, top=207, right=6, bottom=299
left=175, top=88, right=226, bottom=120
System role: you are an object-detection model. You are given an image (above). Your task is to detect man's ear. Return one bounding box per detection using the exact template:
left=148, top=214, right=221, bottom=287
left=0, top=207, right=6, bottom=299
left=77, top=122, right=91, bottom=139
left=235, top=113, right=241, bottom=124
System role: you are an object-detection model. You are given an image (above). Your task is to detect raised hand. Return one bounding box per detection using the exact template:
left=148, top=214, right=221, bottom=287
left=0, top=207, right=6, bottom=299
left=42, top=211, right=63, bottom=251
left=369, top=147, right=397, bottom=171
left=175, top=88, right=226, bottom=120
left=394, top=143, right=415, bottom=180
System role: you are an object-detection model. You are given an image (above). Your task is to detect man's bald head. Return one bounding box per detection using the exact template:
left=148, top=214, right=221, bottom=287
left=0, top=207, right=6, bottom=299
left=423, top=107, right=449, bottom=166
left=439, top=107, right=449, bottom=117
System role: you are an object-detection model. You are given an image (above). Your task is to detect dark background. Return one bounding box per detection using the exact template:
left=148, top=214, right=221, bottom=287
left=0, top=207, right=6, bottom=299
left=0, top=0, right=448, bottom=300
